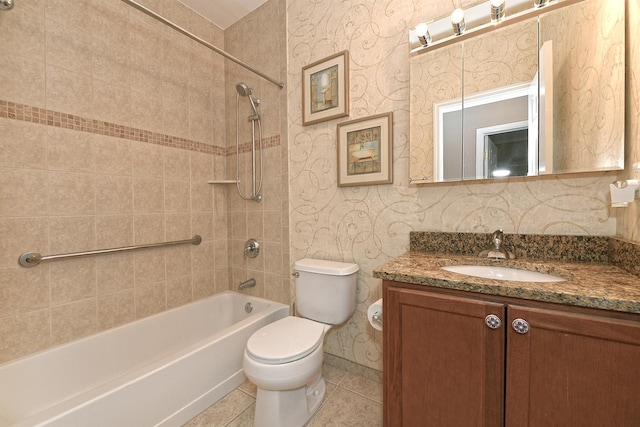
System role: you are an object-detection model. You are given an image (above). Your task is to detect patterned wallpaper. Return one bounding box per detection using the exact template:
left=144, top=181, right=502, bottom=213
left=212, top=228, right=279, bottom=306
left=287, top=0, right=626, bottom=371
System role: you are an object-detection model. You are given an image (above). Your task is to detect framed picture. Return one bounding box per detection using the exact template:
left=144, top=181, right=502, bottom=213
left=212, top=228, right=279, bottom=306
left=337, top=112, right=393, bottom=187
left=302, top=51, right=349, bottom=126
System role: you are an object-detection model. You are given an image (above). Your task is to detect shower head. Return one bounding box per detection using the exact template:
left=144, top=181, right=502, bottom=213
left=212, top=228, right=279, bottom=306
left=236, top=82, right=260, bottom=117
left=236, top=83, right=252, bottom=97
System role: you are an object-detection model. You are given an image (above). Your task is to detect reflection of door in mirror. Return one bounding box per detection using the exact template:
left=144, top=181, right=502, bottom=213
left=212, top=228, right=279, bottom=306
left=462, top=19, right=538, bottom=180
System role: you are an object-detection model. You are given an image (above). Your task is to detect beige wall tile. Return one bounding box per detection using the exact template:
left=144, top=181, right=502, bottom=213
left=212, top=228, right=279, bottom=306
left=49, top=258, right=96, bottom=306
left=192, top=212, right=214, bottom=241
left=98, top=289, right=135, bottom=330
left=193, top=270, right=216, bottom=299
left=45, top=65, right=93, bottom=117
left=47, top=126, right=96, bottom=173
left=0, top=169, right=48, bottom=217
left=47, top=172, right=95, bottom=216
left=0, top=119, right=47, bottom=170
left=214, top=238, right=228, bottom=268
left=130, top=90, right=163, bottom=134
left=134, top=248, right=166, bottom=284
left=0, top=218, right=48, bottom=268
left=0, top=309, right=50, bottom=364
left=0, top=266, right=49, bottom=316
left=162, top=82, right=190, bottom=139
left=134, top=213, right=165, bottom=244
left=190, top=151, right=214, bottom=182
left=0, top=0, right=45, bottom=60
left=167, top=275, right=192, bottom=309
left=95, top=175, right=133, bottom=215
left=51, top=298, right=97, bottom=345
left=45, top=14, right=92, bottom=75
left=166, top=213, right=191, bottom=241
left=132, top=141, right=164, bottom=179
left=165, top=180, right=190, bottom=213
left=93, top=79, right=132, bottom=126
left=49, top=216, right=95, bottom=254
left=231, top=211, right=247, bottom=240
left=213, top=267, right=229, bottom=294
left=45, top=0, right=92, bottom=29
left=92, top=36, right=131, bottom=92
left=135, top=280, right=166, bottom=319
left=263, top=211, right=282, bottom=242
left=191, top=182, right=213, bottom=212
left=93, top=134, right=132, bottom=176
left=246, top=211, right=263, bottom=240
left=164, top=147, right=191, bottom=181
left=96, top=215, right=134, bottom=248
left=133, top=178, right=164, bottom=214
left=97, top=252, right=134, bottom=296
left=192, top=240, right=214, bottom=274
left=165, top=245, right=191, bottom=280
left=263, top=241, right=282, bottom=274
left=0, top=53, right=46, bottom=107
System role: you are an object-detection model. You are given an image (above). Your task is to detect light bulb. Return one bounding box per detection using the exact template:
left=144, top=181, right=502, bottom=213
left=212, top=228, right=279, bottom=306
left=490, top=0, right=506, bottom=23
left=415, top=23, right=431, bottom=46
left=451, top=8, right=466, bottom=35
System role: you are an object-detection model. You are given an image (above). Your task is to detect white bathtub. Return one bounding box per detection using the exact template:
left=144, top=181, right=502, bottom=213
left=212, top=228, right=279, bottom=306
left=0, top=291, right=289, bottom=427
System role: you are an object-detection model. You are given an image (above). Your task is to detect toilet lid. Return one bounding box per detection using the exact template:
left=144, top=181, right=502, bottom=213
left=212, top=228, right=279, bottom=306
left=246, top=316, right=325, bottom=365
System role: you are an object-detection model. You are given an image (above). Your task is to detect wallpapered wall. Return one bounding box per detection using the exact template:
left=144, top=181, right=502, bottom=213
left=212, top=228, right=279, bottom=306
left=287, top=0, right=636, bottom=371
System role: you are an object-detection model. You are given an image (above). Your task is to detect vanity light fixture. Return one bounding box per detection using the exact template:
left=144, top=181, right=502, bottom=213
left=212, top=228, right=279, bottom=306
left=451, top=8, right=466, bottom=35
left=415, top=23, right=431, bottom=46
left=490, top=0, right=506, bottom=23
left=409, top=0, right=584, bottom=55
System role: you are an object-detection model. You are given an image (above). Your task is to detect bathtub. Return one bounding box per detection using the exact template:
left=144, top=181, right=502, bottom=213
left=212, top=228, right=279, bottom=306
left=0, top=291, right=289, bottom=427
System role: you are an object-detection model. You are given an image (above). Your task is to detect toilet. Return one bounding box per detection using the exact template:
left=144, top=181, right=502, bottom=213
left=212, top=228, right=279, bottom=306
left=243, top=258, right=359, bottom=427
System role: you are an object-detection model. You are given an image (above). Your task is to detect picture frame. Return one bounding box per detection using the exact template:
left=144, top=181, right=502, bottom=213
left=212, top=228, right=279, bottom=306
left=337, top=112, right=393, bottom=187
left=302, top=51, right=349, bottom=126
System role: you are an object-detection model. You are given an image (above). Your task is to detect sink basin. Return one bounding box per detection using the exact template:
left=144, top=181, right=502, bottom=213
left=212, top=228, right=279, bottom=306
left=441, top=265, right=565, bottom=282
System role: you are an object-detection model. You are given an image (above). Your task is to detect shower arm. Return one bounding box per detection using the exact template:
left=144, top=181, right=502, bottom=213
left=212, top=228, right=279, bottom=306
left=119, top=0, right=284, bottom=89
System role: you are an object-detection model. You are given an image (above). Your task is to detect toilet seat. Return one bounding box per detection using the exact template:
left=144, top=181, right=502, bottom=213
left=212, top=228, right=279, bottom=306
left=246, top=316, right=325, bottom=365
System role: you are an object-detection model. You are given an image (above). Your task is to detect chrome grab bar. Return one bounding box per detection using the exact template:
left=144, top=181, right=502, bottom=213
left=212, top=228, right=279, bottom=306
left=19, top=235, right=202, bottom=268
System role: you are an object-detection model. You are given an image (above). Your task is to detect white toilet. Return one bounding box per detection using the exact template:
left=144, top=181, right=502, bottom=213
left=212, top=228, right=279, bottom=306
left=243, top=258, right=359, bottom=427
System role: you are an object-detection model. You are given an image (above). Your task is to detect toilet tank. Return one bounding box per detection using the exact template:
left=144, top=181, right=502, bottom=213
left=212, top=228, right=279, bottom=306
left=294, top=258, right=359, bottom=325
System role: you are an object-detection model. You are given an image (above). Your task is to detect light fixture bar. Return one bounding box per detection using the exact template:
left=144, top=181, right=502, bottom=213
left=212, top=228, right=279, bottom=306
left=410, top=0, right=584, bottom=56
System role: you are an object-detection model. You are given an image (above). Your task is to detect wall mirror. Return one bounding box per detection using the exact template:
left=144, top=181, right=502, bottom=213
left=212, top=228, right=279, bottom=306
left=409, top=0, right=625, bottom=183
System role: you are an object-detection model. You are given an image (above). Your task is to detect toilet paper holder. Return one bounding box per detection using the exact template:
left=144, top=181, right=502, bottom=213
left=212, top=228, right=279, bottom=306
left=371, top=311, right=383, bottom=326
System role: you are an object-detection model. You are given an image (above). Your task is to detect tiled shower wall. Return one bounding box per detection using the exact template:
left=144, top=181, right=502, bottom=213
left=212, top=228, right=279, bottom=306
left=0, top=0, right=242, bottom=364
left=223, top=0, right=290, bottom=304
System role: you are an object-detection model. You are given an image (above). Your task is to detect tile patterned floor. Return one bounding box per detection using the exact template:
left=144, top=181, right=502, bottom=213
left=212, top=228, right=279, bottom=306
left=183, top=362, right=383, bottom=427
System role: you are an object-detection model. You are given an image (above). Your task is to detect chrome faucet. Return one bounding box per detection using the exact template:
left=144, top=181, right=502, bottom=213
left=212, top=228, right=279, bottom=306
left=238, top=278, right=256, bottom=290
left=478, top=229, right=515, bottom=259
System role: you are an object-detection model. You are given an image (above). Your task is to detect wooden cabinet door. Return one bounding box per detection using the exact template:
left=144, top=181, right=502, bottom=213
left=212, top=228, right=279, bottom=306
left=384, top=284, right=506, bottom=427
left=506, top=305, right=640, bottom=427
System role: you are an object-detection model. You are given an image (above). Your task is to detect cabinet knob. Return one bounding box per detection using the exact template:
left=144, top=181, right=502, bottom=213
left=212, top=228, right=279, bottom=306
left=512, top=318, right=530, bottom=334
left=485, top=314, right=502, bottom=329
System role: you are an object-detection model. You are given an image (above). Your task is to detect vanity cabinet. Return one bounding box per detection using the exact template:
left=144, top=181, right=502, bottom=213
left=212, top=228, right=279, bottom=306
left=383, top=281, right=640, bottom=426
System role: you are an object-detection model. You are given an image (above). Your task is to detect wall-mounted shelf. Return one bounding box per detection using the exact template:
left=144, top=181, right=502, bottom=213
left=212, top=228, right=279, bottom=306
left=207, top=180, right=237, bottom=184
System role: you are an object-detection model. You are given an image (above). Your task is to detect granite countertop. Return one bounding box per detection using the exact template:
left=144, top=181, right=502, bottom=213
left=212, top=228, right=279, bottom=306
left=373, top=252, right=640, bottom=314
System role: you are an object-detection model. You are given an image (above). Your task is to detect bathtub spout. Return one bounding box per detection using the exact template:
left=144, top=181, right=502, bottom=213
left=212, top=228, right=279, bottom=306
left=239, top=278, right=256, bottom=290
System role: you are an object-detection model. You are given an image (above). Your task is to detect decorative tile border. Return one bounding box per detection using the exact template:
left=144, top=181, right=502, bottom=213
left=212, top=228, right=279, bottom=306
left=0, top=99, right=279, bottom=156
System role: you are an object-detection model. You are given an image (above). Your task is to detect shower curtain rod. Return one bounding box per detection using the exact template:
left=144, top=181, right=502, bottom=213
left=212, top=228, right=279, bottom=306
left=120, top=0, right=285, bottom=89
